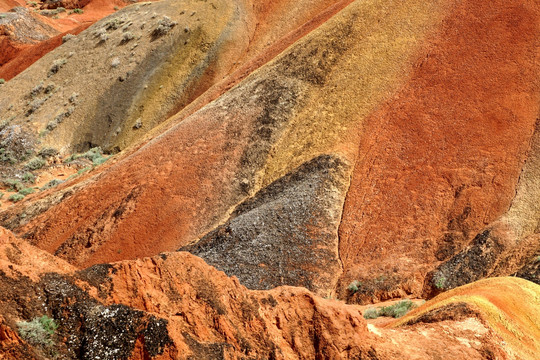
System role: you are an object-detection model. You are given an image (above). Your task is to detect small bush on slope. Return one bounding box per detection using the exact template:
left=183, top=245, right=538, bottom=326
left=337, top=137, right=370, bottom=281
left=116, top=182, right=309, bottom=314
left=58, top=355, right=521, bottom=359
left=17, top=315, right=58, bottom=347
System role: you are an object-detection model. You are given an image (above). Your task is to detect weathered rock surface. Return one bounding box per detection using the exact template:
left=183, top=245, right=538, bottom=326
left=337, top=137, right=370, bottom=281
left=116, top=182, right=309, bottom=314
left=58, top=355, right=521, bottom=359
left=1, top=227, right=536, bottom=359
left=0, top=1, right=161, bottom=81
left=0, top=7, right=59, bottom=66
left=0, top=0, right=539, bottom=357
left=396, top=277, right=540, bottom=360
left=0, top=0, right=350, bottom=158
left=425, top=118, right=540, bottom=294
left=0, top=0, right=538, bottom=304
left=337, top=0, right=540, bottom=301
left=180, top=154, right=351, bottom=296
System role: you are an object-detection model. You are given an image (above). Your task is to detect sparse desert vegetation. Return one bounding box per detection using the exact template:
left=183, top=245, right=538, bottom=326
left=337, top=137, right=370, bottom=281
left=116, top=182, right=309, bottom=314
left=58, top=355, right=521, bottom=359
left=17, top=315, right=57, bottom=347
left=363, top=300, right=417, bottom=319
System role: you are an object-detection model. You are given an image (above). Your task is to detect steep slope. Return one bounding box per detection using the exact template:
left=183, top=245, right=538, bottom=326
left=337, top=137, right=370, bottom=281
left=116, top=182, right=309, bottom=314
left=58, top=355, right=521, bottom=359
left=0, top=7, right=59, bottom=67
left=0, top=0, right=350, bottom=162
left=337, top=0, right=540, bottom=301
left=1, top=0, right=539, bottom=302
left=179, top=155, right=351, bottom=295
left=0, top=0, right=249, bottom=159
left=0, top=23, right=90, bottom=81
left=394, top=277, right=540, bottom=360
left=0, top=1, right=164, bottom=80
left=425, top=118, right=540, bottom=294
left=1, top=0, right=454, bottom=282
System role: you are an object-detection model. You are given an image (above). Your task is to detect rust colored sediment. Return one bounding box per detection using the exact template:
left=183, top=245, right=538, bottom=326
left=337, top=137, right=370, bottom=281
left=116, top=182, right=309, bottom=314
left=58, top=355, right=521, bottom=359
left=338, top=0, right=540, bottom=296
left=0, top=24, right=90, bottom=81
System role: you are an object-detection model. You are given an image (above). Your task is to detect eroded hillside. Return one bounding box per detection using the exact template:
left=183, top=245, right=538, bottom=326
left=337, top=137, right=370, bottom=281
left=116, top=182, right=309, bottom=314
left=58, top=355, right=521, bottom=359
left=0, top=0, right=539, bottom=358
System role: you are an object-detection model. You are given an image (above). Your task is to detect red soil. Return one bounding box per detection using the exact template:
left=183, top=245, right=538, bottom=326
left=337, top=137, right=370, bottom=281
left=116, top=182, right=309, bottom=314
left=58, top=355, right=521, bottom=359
left=0, top=24, right=89, bottom=80
left=0, top=36, right=24, bottom=67
left=339, top=0, right=540, bottom=293
left=13, top=0, right=359, bottom=268
left=0, top=0, right=24, bottom=12
left=0, top=0, right=152, bottom=80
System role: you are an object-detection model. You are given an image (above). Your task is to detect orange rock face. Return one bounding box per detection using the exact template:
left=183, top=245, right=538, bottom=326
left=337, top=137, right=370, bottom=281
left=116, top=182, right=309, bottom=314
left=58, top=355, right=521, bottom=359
left=0, top=229, right=534, bottom=359
left=338, top=0, right=540, bottom=300
left=0, top=0, right=537, bottom=300
left=0, top=0, right=539, bottom=357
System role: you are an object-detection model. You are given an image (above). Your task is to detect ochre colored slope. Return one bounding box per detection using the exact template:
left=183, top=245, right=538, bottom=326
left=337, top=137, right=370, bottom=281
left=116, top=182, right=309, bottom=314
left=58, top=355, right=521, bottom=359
left=0, top=0, right=351, bottom=158
left=393, top=277, right=540, bottom=360
left=338, top=0, right=540, bottom=300
left=1, top=0, right=539, bottom=302
left=6, top=0, right=452, bottom=272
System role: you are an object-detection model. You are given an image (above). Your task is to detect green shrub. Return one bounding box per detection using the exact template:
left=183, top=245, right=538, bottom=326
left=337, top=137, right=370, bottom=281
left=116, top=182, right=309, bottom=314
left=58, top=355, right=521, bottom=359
left=363, top=308, right=379, bottom=319
left=8, top=193, right=25, bottom=202
left=22, top=172, right=36, bottom=183
left=30, top=83, right=43, bottom=97
left=38, top=147, right=58, bottom=158
left=66, top=147, right=108, bottom=166
left=0, top=79, right=5, bottom=85
left=92, top=156, right=108, bottom=166
left=434, top=276, right=446, bottom=290
left=26, top=157, right=46, bottom=170
left=26, top=97, right=45, bottom=116
left=77, top=166, right=91, bottom=175
left=3, top=179, right=23, bottom=191
left=378, top=300, right=416, bottom=318
left=122, top=31, right=134, bottom=43
left=71, top=8, right=83, bottom=14
left=62, top=34, right=76, bottom=43
left=104, top=18, right=124, bottom=30
left=153, top=16, right=177, bottom=36
left=48, top=59, right=66, bottom=77
left=0, top=148, right=16, bottom=164
left=347, top=280, right=362, bottom=293
left=17, top=315, right=57, bottom=347
left=18, top=187, right=35, bottom=196
left=41, top=179, right=63, bottom=191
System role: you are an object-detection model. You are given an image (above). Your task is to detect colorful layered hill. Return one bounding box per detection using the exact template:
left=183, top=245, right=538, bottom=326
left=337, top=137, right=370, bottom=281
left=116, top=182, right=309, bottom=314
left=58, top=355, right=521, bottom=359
left=0, top=0, right=539, bottom=358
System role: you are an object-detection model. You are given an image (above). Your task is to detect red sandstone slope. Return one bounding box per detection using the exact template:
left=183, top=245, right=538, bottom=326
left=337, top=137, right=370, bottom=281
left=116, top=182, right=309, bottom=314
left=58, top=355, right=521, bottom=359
left=337, top=0, right=540, bottom=301
left=0, top=0, right=537, bottom=302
